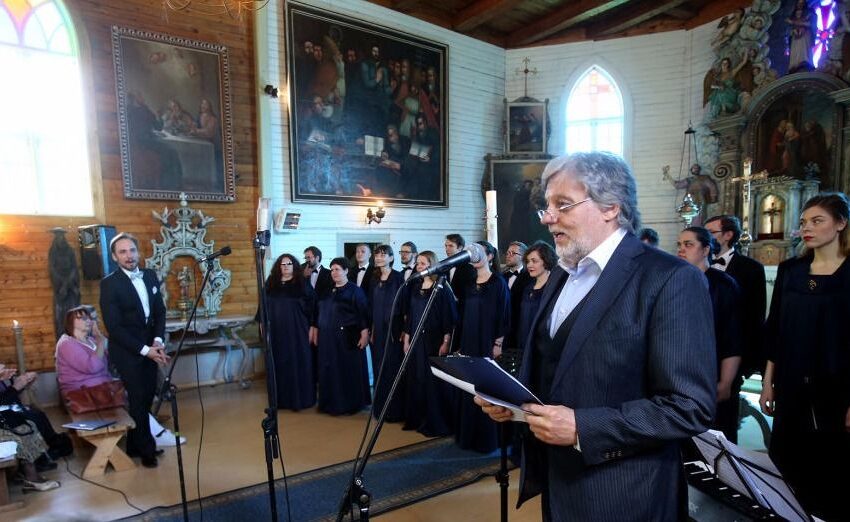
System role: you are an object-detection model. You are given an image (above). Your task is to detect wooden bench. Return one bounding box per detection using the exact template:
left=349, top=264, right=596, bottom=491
left=0, top=456, right=23, bottom=513
left=68, top=408, right=136, bottom=478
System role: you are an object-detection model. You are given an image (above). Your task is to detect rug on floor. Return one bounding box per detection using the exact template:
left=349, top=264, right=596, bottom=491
left=122, top=436, right=510, bottom=521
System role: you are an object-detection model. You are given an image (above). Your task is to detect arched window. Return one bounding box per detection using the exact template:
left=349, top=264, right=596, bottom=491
left=565, top=66, right=624, bottom=156
left=0, top=0, right=93, bottom=216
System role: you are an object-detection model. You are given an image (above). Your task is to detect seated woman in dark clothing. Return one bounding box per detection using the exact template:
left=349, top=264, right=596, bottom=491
left=402, top=250, right=458, bottom=436
left=676, top=226, right=743, bottom=442
left=315, top=257, right=371, bottom=415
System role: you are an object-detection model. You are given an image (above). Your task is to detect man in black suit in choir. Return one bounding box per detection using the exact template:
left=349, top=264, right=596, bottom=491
left=502, top=241, right=532, bottom=351
left=99, top=233, right=169, bottom=468
left=705, top=215, right=767, bottom=377
left=476, top=152, right=716, bottom=521
left=348, top=243, right=375, bottom=294
left=304, top=246, right=333, bottom=299
left=399, top=241, right=418, bottom=281
left=444, top=233, right=475, bottom=305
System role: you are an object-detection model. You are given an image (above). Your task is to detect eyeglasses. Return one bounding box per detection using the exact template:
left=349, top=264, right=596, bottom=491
left=536, top=198, right=592, bottom=220
left=707, top=229, right=723, bottom=236
left=399, top=250, right=413, bottom=255
left=280, top=262, right=294, bottom=266
left=506, top=250, right=521, bottom=257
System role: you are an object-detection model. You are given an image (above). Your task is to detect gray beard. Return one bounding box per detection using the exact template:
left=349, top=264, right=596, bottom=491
left=556, top=237, right=591, bottom=270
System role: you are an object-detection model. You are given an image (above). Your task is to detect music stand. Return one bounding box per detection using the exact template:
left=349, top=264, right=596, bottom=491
left=691, top=430, right=811, bottom=522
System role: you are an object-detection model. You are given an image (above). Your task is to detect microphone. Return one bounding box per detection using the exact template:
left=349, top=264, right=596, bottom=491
left=408, top=243, right=485, bottom=282
left=198, top=246, right=232, bottom=263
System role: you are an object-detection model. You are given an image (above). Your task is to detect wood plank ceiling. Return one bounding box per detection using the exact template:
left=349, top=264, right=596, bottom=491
left=367, top=0, right=755, bottom=48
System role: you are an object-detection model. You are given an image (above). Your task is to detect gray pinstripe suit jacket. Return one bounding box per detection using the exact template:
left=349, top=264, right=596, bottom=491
left=517, top=233, right=716, bottom=521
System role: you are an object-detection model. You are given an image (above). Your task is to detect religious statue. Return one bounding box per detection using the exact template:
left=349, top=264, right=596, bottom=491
left=175, top=265, right=194, bottom=320
left=703, top=53, right=749, bottom=117
left=48, top=228, right=80, bottom=341
left=711, top=9, right=745, bottom=49
left=663, top=164, right=719, bottom=225
left=760, top=196, right=785, bottom=237
left=787, top=0, right=814, bottom=73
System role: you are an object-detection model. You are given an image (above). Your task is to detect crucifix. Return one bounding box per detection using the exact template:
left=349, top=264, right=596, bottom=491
left=515, top=57, right=538, bottom=98
left=730, top=158, right=768, bottom=254
left=762, top=200, right=782, bottom=234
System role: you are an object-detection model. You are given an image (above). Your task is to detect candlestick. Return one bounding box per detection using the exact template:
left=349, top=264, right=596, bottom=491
left=12, top=320, right=25, bottom=374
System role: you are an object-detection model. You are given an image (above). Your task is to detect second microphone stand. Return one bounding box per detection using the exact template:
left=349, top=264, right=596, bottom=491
left=335, top=274, right=449, bottom=521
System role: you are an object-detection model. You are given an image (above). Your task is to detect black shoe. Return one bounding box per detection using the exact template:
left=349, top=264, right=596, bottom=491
left=140, top=456, right=158, bottom=468
left=35, top=458, right=58, bottom=473
left=127, top=448, right=164, bottom=458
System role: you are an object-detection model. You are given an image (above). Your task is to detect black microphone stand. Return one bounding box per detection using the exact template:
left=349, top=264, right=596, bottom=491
left=253, top=229, right=282, bottom=521
left=157, top=257, right=218, bottom=522
left=335, top=274, right=449, bottom=522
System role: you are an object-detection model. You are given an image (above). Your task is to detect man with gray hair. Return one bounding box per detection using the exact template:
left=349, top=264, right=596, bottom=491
left=476, top=151, right=716, bottom=521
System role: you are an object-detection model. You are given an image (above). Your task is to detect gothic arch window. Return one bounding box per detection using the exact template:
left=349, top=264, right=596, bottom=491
left=0, top=0, right=93, bottom=215
left=565, top=65, right=624, bottom=156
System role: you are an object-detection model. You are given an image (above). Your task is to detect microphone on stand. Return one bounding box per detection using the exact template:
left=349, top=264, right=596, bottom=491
left=197, top=246, right=231, bottom=263
left=407, top=243, right=485, bottom=282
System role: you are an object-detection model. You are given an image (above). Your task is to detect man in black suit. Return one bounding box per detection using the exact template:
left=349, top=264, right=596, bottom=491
left=477, top=152, right=715, bottom=520
left=503, top=241, right=532, bottom=351
left=304, top=246, right=333, bottom=299
left=399, top=241, right=418, bottom=281
left=444, top=233, right=475, bottom=306
left=348, top=243, right=375, bottom=294
left=705, top=215, right=767, bottom=377
left=99, top=233, right=168, bottom=468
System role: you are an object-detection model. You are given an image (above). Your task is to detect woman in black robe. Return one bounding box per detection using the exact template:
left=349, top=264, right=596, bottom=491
left=454, top=241, right=510, bottom=453
left=369, top=244, right=406, bottom=421
left=516, top=242, right=557, bottom=353
left=265, top=253, right=317, bottom=411
left=760, top=193, right=850, bottom=521
left=403, top=250, right=458, bottom=437
left=316, top=257, right=371, bottom=415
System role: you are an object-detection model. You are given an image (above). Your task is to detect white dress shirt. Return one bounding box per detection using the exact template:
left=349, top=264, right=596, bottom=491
left=356, top=264, right=368, bottom=287
left=712, top=249, right=734, bottom=272
left=120, top=267, right=161, bottom=356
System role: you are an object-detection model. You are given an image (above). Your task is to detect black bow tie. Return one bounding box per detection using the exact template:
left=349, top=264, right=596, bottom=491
left=712, top=258, right=726, bottom=266
left=506, top=270, right=518, bottom=277
left=403, top=266, right=412, bottom=271
left=358, top=267, right=367, bottom=272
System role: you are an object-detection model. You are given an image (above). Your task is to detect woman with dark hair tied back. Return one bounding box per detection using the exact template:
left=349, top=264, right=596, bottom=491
left=402, top=250, right=458, bottom=437
left=676, top=226, right=743, bottom=443
left=454, top=240, right=510, bottom=453
left=369, top=244, right=406, bottom=421
left=759, top=192, right=850, bottom=521
left=265, top=253, right=317, bottom=411
left=517, top=241, right=557, bottom=354
left=315, top=257, right=371, bottom=415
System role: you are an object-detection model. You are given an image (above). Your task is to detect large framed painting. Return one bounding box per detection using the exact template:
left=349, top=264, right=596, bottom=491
left=506, top=99, right=548, bottom=154
left=111, top=26, right=236, bottom=201
left=751, top=88, right=838, bottom=188
left=489, top=157, right=553, bottom=261
left=286, top=3, right=448, bottom=207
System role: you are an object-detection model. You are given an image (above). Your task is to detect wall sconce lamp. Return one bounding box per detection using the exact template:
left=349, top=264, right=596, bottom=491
left=264, top=84, right=279, bottom=98
left=366, top=201, right=386, bottom=225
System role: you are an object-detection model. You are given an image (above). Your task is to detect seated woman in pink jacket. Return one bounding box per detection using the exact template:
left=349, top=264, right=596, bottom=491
left=55, top=306, right=184, bottom=447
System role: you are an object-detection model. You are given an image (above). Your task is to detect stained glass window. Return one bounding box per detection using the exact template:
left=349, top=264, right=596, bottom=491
left=0, top=0, right=92, bottom=216
left=565, top=66, right=624, bottom=156
left=812, top=0, right=837, bottom=68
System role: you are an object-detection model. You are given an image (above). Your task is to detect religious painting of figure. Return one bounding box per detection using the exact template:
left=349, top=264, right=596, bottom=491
left=490, top=158, right=552, bottom=261
left=753, top=89, right=836, bottom=187
left=506, top=101, right=548, bottom=154
left=286, top=4, right=448, bottom=207
left=111, top=27, right=236, bottom=201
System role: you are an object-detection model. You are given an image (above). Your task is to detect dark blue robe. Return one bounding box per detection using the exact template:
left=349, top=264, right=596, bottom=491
left=266, top=280, right=317, bottom=411
left=316, top=282, right=371, bottom=415
left=517, top=285, right=545, bottom=353
left=403, top=279, right=458, bottom=437
left=369, top=270, right=406, bottom=421
left=454, top=273, right=510, bottom=453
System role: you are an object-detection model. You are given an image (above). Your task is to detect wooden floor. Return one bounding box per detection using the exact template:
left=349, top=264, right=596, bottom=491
left=9, top=380, right=541, bottom=521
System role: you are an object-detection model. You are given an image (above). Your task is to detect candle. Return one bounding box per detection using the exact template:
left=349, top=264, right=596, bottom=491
left=12, top=320, right=25, bottom=374
left=485, top=190, right=498, bottom=247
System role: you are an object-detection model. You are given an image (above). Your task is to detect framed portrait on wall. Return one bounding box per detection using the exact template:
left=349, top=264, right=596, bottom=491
left=111, top=26, right=236, bottom=201
left=489, top=156, right=552, bottom=260
left=286, top=3, right=448, bottom=207
left=505, top=99, right=549, bottom=155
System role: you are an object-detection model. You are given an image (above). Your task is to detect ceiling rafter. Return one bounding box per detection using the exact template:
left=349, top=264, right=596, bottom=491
left=685, top=0, right=753, bottom=30
left=590, top=0, right=691, bottom=38
left=453, top=0, right=525, bottom=32
left=506, top=0, right=633, bottom=47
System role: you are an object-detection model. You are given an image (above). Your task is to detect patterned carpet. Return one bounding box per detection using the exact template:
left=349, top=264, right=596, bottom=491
left=122, top=437, right=509, bottom=521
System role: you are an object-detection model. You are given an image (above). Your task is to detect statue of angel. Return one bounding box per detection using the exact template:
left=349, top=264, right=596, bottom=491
left=711, top=9, right=745, bottom=49
left=703, top=53, right=749, bottom=117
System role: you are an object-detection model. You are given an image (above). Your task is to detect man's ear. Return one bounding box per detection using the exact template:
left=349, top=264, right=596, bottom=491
left=601, top=203, right=621, bottom=223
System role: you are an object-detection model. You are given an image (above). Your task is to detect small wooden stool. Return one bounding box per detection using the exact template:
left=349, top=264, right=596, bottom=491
left=69, top=408, right=136, bottom=478
left=0, top=456, right=24, bottom=512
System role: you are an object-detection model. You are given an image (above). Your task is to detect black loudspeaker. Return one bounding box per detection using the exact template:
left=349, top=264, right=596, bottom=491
left=78, top=225, right=117, bottom=280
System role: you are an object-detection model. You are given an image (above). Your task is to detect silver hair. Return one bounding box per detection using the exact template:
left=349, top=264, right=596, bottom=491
left=541, top=151, right=641, bottom=233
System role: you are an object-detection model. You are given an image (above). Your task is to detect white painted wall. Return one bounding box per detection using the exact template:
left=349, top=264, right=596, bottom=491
left=505, top=24, right=718, bottom=253
left=256, top=0, right=506, bottom=265
left=256, top=1, right=723, bottom=257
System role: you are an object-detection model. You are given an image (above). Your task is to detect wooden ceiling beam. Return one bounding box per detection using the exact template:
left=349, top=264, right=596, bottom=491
left=514, top=28, right=588, bottom=48
left=590, top=0, right=690, bottom=37
left=666, top=7, right=695, bottom=19
left=594, top=18, right=685, bottom=41
left=453, top=0, right=525, bottom=32
left=392, top=0, right=421, bottom=12
left=684, top=0, right=753, bottom=30
left=506, top=0, right=632, bottom=47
